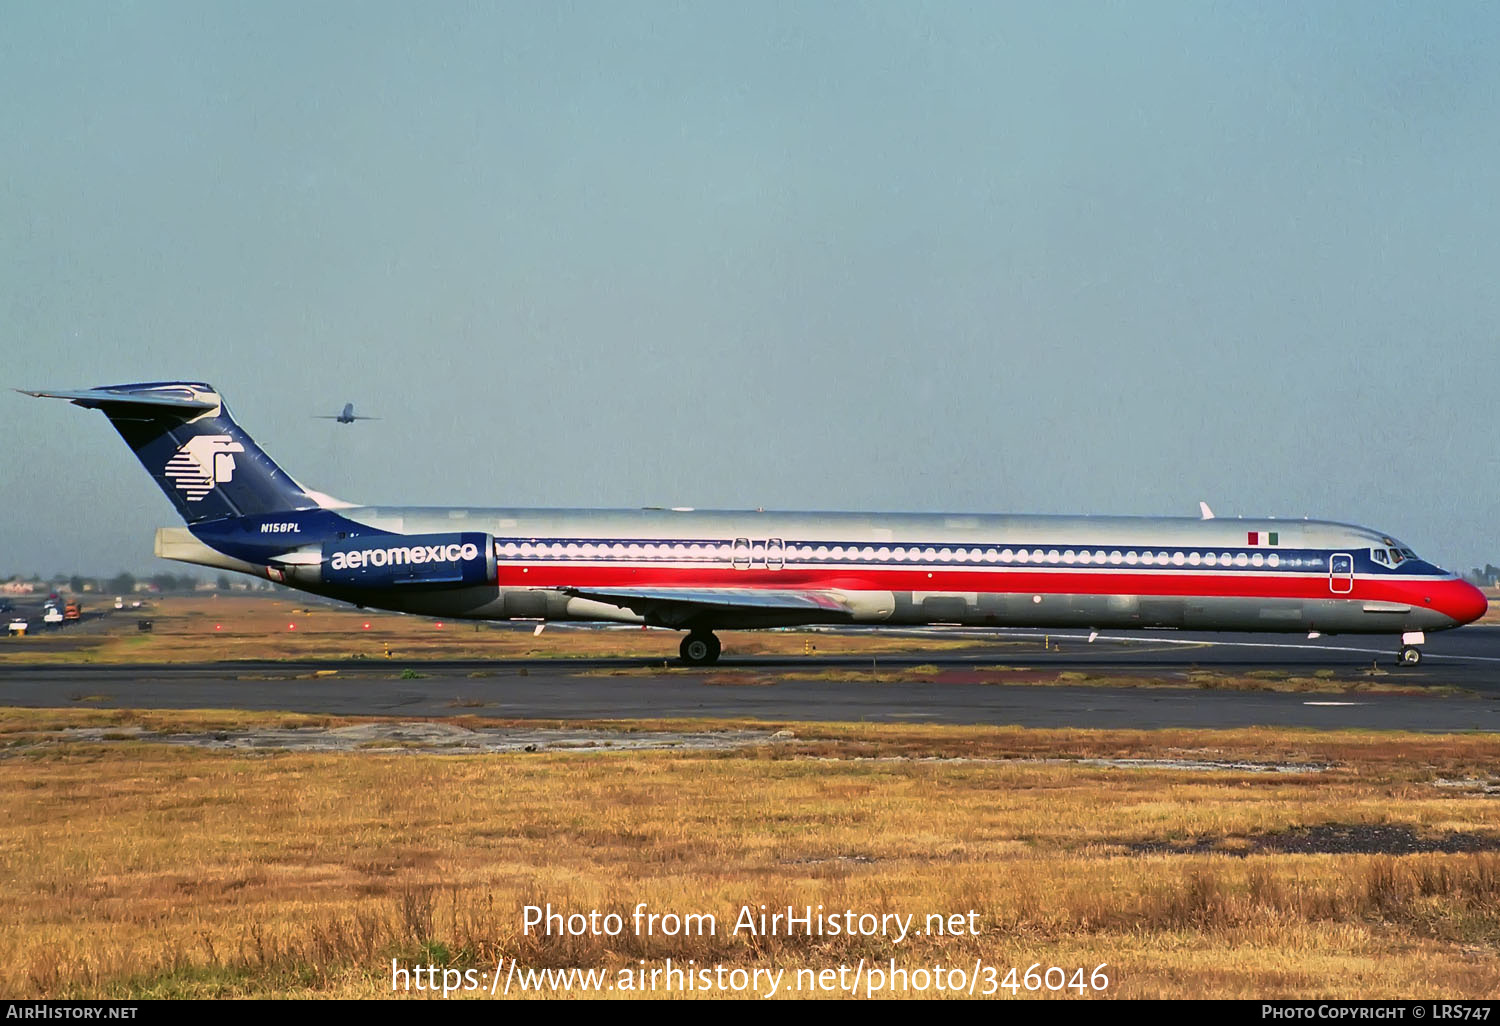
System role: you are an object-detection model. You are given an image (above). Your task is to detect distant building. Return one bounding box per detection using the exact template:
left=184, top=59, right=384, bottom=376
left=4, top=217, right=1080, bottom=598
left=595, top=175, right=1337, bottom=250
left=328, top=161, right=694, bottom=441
left=1465, top=564, right=1500, bottom=589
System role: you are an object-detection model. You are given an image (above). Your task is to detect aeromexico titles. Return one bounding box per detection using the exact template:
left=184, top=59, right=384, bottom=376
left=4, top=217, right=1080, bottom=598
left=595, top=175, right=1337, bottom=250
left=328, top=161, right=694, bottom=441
left=21, top=382, right=1486, bottom=666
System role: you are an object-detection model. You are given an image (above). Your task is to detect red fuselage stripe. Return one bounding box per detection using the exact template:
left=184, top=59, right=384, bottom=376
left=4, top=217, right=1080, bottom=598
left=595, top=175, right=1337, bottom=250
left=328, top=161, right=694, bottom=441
left=497, top=564, right=1449, bottom=606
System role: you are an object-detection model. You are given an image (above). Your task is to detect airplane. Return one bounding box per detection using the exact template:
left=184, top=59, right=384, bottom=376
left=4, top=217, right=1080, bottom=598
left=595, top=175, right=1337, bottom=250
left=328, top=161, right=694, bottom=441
left=316, top=402, right=377, bottom=424
left=18, top=381, right=1488, bottom=666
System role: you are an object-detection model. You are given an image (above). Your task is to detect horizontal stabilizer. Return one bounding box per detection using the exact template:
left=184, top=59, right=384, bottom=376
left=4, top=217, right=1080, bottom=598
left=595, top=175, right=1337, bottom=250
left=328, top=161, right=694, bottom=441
left=17, top=384, right=219, bottom=412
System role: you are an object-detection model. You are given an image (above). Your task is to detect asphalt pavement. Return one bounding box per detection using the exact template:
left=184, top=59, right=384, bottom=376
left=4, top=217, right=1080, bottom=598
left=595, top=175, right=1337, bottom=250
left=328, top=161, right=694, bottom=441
left=2, top=626, right=1497, bottom=730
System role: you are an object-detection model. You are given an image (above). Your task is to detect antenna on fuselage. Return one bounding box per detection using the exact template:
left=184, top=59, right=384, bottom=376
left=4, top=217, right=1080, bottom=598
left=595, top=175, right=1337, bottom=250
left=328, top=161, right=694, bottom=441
left=1199, top=501, right=1215, bottom=520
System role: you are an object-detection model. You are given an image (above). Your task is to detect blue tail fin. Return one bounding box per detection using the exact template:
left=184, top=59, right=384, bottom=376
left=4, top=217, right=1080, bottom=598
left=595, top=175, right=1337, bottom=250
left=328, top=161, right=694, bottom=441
left=20, top=382, right=325, bottom=524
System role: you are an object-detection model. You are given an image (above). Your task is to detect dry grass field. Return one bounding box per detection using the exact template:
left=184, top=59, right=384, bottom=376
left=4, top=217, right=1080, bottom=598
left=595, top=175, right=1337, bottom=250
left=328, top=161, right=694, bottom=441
left=3, top=709, right=1499, bottom=999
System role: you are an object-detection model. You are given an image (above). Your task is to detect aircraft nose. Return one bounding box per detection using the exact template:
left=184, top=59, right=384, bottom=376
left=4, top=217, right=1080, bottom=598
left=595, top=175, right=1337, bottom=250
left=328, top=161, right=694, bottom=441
left=1434, top=579, right=1488, bottom=626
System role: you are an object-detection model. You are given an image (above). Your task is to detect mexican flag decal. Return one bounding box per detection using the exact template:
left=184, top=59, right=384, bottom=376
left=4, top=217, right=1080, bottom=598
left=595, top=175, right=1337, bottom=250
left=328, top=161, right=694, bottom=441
left=1247, top=531, right=1279, bottom=546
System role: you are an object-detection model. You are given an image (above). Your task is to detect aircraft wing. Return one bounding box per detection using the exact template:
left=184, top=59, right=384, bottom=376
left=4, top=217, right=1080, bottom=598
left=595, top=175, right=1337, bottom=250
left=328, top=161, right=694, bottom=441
left=561, top=586, right=855, bottom=627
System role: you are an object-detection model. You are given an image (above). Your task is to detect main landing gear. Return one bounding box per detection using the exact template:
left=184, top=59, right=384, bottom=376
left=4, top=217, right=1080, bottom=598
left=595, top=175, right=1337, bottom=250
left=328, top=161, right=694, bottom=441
left=679, top=631, right=722, bottom=665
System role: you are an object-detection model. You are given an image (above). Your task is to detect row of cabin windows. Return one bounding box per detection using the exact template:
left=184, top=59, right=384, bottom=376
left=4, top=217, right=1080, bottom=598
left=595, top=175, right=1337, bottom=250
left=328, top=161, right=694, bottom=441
left=495, top=540, right=1296, bottom=569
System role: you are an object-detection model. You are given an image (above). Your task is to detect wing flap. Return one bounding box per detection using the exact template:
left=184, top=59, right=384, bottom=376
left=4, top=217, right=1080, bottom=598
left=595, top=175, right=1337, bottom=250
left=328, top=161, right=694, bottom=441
left=562, top=586, right=854, bottom=627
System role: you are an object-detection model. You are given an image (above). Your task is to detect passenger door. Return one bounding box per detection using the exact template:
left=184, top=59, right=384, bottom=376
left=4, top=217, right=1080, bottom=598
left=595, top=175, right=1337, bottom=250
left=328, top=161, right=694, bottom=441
left=1329, top=552, right=1354, bottom=594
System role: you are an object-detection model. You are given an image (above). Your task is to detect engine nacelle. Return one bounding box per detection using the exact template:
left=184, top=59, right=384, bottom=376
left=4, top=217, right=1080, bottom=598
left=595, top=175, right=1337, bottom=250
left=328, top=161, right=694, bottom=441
left=321, top=532, right=494, bottom=589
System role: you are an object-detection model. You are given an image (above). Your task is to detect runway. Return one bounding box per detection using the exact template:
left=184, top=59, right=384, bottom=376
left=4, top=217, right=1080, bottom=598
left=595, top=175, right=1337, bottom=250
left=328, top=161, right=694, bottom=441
left=3, top=625, right=1499, bottom=730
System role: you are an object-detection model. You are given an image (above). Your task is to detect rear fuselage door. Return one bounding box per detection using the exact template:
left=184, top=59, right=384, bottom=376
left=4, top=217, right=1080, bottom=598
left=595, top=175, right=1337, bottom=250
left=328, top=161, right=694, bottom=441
left=1329, top=552, right=1354, bottom=594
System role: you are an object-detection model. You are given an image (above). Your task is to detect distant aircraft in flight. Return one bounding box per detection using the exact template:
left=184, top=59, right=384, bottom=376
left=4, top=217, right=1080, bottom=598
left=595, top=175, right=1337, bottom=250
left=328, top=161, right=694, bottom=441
left=18, top=381, right=1488, bottom=666
left=316, top=402, right=378, bottom=425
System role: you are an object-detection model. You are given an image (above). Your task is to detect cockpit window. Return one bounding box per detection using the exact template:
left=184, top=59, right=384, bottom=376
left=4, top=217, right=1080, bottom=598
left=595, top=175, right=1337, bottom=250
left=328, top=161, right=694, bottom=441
left=1372, top=547, right=1421, bottom=567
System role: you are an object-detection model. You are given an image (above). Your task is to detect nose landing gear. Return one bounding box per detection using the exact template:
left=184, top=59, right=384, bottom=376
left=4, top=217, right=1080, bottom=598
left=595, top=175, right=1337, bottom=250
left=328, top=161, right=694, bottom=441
left=1396, top=631, right=1426, bottom=667
left=679, top=631, right=722, bottom=665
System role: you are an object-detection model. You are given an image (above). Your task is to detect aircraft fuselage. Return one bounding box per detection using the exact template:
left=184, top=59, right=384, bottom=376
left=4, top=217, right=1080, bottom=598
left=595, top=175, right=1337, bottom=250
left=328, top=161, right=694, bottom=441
left=180, top=504, right=1486, bottom=636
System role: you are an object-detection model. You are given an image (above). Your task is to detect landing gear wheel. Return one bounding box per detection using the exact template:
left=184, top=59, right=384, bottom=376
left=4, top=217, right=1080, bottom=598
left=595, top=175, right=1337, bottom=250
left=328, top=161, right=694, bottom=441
left=679, top=632, right=721, bottom=665
left=1398, top=645, right=1422, bottom=666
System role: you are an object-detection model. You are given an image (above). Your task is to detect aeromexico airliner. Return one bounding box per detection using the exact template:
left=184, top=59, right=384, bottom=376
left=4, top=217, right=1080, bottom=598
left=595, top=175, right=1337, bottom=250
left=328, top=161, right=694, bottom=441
left=22, top=382, right=1487, bottom=666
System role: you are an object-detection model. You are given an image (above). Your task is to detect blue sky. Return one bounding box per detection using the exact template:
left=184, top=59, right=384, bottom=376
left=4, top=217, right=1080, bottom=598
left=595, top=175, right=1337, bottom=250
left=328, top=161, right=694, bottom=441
left=3, top=2, right=1497, bottom=575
